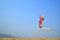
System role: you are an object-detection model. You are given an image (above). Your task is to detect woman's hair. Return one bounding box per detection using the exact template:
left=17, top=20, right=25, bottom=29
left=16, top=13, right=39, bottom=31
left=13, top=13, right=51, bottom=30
left=42, top=18, right=44, bottom=20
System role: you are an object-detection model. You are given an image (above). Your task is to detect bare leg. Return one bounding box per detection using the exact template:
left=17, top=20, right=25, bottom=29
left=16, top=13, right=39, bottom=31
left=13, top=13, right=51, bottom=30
left=42, top=27, right=51, bottom=30
left=35, top=27, right=40, bottom=37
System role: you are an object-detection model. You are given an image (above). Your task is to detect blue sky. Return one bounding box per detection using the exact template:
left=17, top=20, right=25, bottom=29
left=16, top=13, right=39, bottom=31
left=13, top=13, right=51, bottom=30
left=0, top=0, right=60, bottom=38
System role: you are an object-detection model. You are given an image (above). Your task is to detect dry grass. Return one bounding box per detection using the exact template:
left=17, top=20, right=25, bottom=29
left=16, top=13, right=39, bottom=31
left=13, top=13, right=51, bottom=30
left=0, top=38, right=60, bottom=40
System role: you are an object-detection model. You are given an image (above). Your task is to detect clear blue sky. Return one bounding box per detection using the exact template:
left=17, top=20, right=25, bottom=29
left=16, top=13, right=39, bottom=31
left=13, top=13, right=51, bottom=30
left=0, top=0, right=60, bottom=38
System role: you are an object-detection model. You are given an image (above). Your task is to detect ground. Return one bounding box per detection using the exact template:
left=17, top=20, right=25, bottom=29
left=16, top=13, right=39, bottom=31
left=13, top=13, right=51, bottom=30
left=0, top=38, right=60, bottom=40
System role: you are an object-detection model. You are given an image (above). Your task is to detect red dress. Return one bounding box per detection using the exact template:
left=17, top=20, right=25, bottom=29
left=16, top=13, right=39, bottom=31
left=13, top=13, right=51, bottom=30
left=39, top=19, right=42, bottom=25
